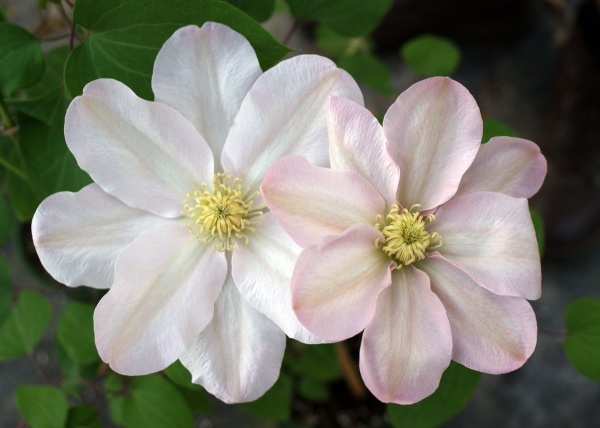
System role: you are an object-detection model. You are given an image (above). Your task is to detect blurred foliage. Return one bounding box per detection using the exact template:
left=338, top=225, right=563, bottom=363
left=224, top=0, right=276, bottom=22
left=401, top=34, right=461, bottom=77
left=0, top=23, right=44, bottom=96
left=563, top=297, right=600, bottom=380
left=482, top=117, right=518, bottom=143
left=16, top=385, right=69, bottom=428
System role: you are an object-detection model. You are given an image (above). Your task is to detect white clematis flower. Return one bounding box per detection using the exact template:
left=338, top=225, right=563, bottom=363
left=31, top=22, right=362, bottom=403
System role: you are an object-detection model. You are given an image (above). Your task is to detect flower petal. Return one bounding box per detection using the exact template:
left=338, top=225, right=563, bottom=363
left=328, top=96, right=400, bottom=208
left=31, top=184, right=165, bottom=289
left=454, top=137, right=547, bottom=199
left=221, top=55, right=363, bottom=189
left=65, top=79, right=214, bottom=217
left=384, top=77, right=482, bottom=210
left=360, top=266, right=452, bottom=404
left=152, top=23, right=261, bottom=162
left=181, top=275, right=286, bottom=403
left=261, top=155, right=385, bottom=248
left=422, top=254, right=537, bottom=374
left=292, top=223, right=392, bottom=341
left=94, top=222, right=227, bottom=375
left=232, top=213, right=326, bottom=344
left=433, top=191, right=541, bottom=299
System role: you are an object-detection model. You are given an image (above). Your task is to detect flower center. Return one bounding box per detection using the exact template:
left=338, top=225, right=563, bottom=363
left=375, top=204, right=442, bottom=267
left=183, top=173, right=263, bottom=251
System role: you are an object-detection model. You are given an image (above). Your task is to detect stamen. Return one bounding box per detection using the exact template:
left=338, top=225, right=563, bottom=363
left=374, top=204, right=442, bottom=267
left=182, top=173, right=263, bottom=251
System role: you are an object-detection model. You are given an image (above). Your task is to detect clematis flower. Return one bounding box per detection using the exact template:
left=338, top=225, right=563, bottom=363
left=262, top=77, right=547, bottom=404
left=31, top=22, right=362, bottom=403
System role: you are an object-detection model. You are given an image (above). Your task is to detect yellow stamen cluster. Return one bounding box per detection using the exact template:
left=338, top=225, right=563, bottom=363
left=375, top=204, right=442, bottom=267
left=183, top=173, right=263, bottom=251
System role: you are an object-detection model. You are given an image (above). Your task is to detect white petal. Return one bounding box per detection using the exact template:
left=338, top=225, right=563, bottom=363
left=232, top=213, right=327, bottom=344
left=422, top=254, right=538, bottom=374
left=454, top=136, right=547, bottom=199
left=360, top=267, right=452, bottom=404
left=433, top=191, right=541, bottom=299
left=181, top=276, right=286, bottom=403
left=94, top=222, right=227, bottom=375
left=65, top=79, right=214, bottom=217
left=221, top=55, right=363, bottom=189
left=152, top=23, right=261, bottom=162
left=384, top=77, right=482, bottom=210
left=328, top=96, right=399, bottom=208
left=261, top=155, right=385, bottom=248
left=31, top=184, right=165, bottom=289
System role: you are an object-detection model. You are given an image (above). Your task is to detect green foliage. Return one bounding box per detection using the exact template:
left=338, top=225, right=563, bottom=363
left=387, top=362, right=481, bottom=428
left=401, top=34, right=461, bottom=77
left=287, top=343, right=342, bottom=381
left=66, top=404, right=102, bottom=428
left=0, top=191, right=14, bottom=244
left=224, top=0, right=276, bottom=22
left=57, top=301, right=100, bottom=365
left=16, top=385, right=69, bottom=428
left=564, top=297, right=600, bottom=380
left=285, top=0, right=393, bottom=37
left=0, top=23, right=44, bottom=95
left=298, top=377, right=330, bottom=402
left=530, top=209, right=545, bottom=257
left=240, top=374, right=293, bottom=421
left=481, top=117, right=517, bottom=143
left=0, top=290, right=51, bottom=359
left=108, top=374, right=194, bottom=428
left=339, top=53, right=395, bottom=96
left=0, top=257, right=12, bottom=325
left=164, top=360, right=195, bottom=389
left=65, top=0, right=289, bottom=100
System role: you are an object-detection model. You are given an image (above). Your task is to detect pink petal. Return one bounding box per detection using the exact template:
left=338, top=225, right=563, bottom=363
left=152, top=23, right=261, bottom=162
left=360, top=266, right=452, bottom=404
left=327, top=96, right=399, bottom=207
left=180, top=276, right=286, bottom=403
left=65, top=79, right=214, bottom=217
left=232, top=213, right=327, bottom=344
left=261, top=155, right=385, bottom=248
left=32, top=184, right=166, bottom=289
left=221, top=55, right=363, bottom=190
left=292, top=223, right=392, bottom=341
left=423, top=254, right=537, bottom=374
left=384, top=77, right=482, bottom=210
left=94, top=223, right=227, bottom=375
left=455, top=137, right=547, bottom=199
left=433, top=191, right=541, bottom=299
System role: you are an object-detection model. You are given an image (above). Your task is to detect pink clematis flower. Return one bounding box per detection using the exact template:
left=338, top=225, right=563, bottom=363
left=31, top=22, right=362, bottom=403
left=262, top=77, right=547, bottom=404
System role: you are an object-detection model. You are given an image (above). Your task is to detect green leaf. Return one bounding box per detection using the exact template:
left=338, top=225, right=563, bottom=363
left=387, top=362, right=481, bottom=428
left=0, top=290, right=51, bottom=359
left=240, top=374, right=292, bottom=421
left=339, top=52, right=395, bottom=96
left=115, top=375, right=193, bottom=428
left=564, top=297, right=600, bottom=380
left=286, top=343, right=342, bottom=381
left=481, top=117, right=517, bottom=143
left=0, top=190, right=14, bottom=245
left=176, top=385, right=213, bottom=413
left=224, top=0, right=276, bottom=22
left=65, top=0, right=290, bottom=100
left=164, top=360, right=197, bottom=389
left=0, top=257, right=12, bottom=325
left=67, top=404, right=102, bottom=428
left=401, top=34, right=461, bottom=77
left=285, top=0, right=393, bottom=37
left=530, top=209, right=545, bottom=257
left=16, top=385, right=69, bottom=428
left=0, top=23, right=44, bottom=95
left=297, top=377, right=330, bottom=402
left=315, top=24, right=353, bottom=56
left=57, top=301, right=100, bottom=365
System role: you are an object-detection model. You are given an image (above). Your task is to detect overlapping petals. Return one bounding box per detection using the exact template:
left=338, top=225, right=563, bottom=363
left=263, top=76, right=545, bottom=404
left=33, top=21, right=363, bottom=403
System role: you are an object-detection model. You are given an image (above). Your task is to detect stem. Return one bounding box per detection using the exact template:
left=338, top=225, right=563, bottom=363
left=0, top=96, right=14, bottom=130
left=282, top=19, right=300, bottom=45
left=335, top=342, right=367, bottom=399
left=69, top=19, right=76, bottom=51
